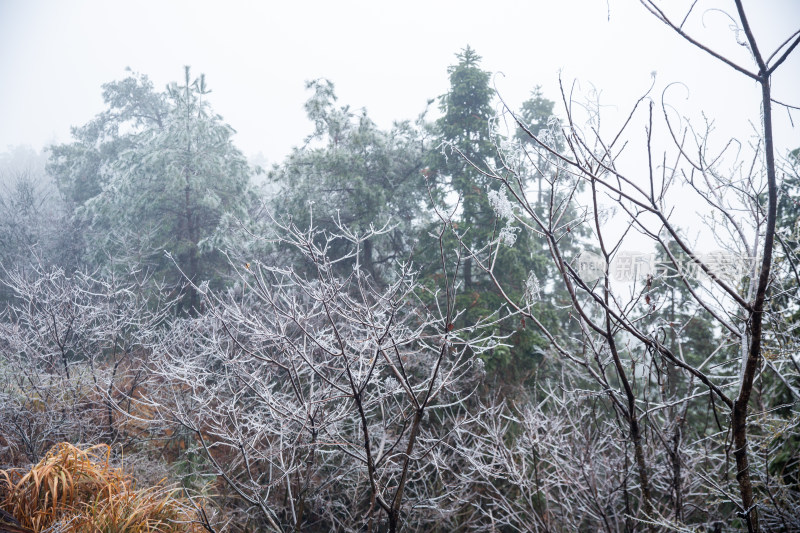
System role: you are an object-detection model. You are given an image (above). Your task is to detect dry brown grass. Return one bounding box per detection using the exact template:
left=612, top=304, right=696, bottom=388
left=0, top=443, right=209, bottom=533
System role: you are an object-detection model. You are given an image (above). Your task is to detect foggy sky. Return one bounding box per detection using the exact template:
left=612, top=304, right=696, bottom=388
left=1, top=0, right=798, bottom=165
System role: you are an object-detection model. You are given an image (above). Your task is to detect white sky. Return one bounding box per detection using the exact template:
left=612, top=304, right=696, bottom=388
left=1, top=0, right=798, bottom=166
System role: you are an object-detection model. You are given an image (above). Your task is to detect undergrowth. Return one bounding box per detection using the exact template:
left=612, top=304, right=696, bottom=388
left=0, top=442, right=210, bottom=532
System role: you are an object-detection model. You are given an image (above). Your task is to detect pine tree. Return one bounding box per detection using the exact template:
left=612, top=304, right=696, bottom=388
left=50, top=68, right=253, bottom=312
left=429, top=48, right=557, bottom=382
left=433, top=46, right=498, bottom=290
left=270, top=79, right=430, bottom=282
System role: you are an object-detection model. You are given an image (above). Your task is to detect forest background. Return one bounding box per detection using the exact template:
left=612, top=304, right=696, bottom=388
left=0, top=1, right=798, bottom=532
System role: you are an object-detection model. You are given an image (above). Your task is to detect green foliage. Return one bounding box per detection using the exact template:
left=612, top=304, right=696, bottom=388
left=647, top=240, right=721, bottom=365
left=49, top=68, right=253, bottom=312
left=765, top=148, right=800, bottom=489
left=426, top=48, right=563, bottom=382
left=269, top=79, right=430, bottom=281
left=776, top=148, right=800, bottom=318
left=516, top=86, right=557, bottom=143
left=48, top=70, right=168, bottom=208
left=432, top=46, right=499, bottom=261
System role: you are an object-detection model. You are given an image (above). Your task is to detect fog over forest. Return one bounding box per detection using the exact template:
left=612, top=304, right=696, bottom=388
left=0, top=1, right=799, bottom=532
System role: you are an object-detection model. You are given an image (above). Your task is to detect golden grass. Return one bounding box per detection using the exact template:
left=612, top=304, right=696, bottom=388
left=0, top=443, right=208, bottom=533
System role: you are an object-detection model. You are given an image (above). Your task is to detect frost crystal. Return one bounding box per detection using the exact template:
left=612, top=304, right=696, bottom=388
left=472, top=357, right=486, bottom=377
left=499, top=225, right=519, bottom=247
left=384, top=376, right=401, bottom=394
left=524, top=271, right=541, bottom=304
left=487, top=189, right=514, bottom=220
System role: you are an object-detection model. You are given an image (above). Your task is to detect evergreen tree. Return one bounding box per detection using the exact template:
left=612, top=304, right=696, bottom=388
left=48, top=70, right=168, bottom=209
left=432, top=46, right=499, bottom=290
left=646, top=240, right=721, bottom=400
left=429, top=48, right=557, bottom=382
left=777, top=148, right=800, bottom=316
left=269, top=79, right=430, bottom=282
left=767, top=148, right=800, bottom=486
left=516, top=86, right=559, bottom=206
left=49, top=68, right=253, bottom=312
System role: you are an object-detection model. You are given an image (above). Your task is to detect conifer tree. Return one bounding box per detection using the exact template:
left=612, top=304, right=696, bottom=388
left=49, top=68, right=253, bottom=312
left=430, top=48, right=556, bottom=380
left=433, top=46, right=498, bottom=290
left=269, top=79, right=430, bottom=282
